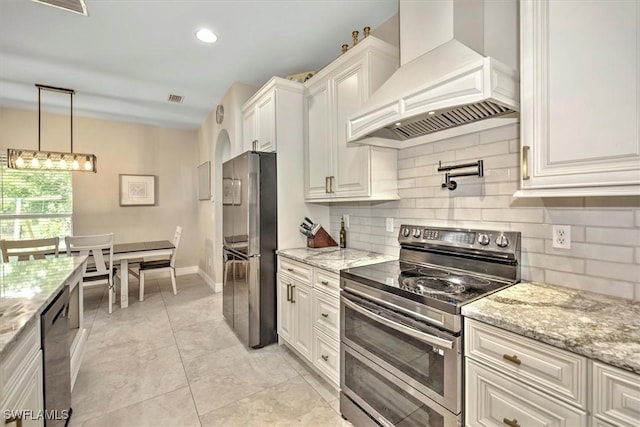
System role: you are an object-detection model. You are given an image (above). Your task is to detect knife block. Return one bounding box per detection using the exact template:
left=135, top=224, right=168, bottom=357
left=307, top=226, right=338, bottom=248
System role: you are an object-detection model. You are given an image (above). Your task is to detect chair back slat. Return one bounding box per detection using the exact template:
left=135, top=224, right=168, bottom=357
left=65, top=233, right=114, bottom=281
left=170, top=226, right=183, bottom=268
left=0, top=237, right=60, bottom=262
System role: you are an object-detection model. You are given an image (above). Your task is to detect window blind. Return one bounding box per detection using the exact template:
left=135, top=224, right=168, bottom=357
left=0, top=155, right=73, bottom=241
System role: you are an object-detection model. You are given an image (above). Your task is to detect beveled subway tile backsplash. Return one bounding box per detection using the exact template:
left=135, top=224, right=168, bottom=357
left=329, top=123, right=640, bottom=301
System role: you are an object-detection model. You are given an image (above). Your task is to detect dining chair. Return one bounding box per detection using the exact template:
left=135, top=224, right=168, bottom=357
left=0, top=237, right=60, bottom=262
left=138, top=226, right=182, bottom=301
left=65, top=233, right=118, bottom=314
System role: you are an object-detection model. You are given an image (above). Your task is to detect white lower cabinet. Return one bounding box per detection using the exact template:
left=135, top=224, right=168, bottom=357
left=465, top=318, right=640, bottom=427
left=1, top=322, right=44, bottom=427
left=277, top=256, right=340, bottom=388
left=592, top=361, right=640, bottom=427
left=277, top=272, right=312, bottom=360
left=466, top=358, right=587, bottom=426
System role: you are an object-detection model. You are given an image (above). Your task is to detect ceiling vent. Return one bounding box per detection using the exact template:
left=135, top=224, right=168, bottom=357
left=168, top=94, right=184, bottom=103
left=32, top=0, right=88, bottom=16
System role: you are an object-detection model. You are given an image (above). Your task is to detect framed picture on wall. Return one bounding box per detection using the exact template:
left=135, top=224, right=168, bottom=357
left=222, top=178, right=241, bottom=205
left=119, top=174, right=156, bottom=206
left=198, top=161, right=211, bottom=201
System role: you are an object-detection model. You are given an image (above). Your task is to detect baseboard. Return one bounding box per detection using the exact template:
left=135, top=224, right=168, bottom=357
left=197, top=268, right=221, bottom=292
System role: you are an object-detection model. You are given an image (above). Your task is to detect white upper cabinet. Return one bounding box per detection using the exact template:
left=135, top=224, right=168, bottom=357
left=241, top=78, right=292, bottom=153
left=516, top=0, right=640, bottom=197
left=304, top=37, right=400, bottom=202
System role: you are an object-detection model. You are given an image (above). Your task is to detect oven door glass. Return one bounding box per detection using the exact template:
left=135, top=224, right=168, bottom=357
left=342, top=347, right=459, bottom=427
left=341, top=292, right=461, bottom=413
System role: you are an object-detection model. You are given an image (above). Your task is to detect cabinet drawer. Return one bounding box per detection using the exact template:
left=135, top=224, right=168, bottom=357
left=592, top=361, right=640, bottom=427
left=313, top=329, right=340, bottom=387
left=312, top=290, right=339, bottom=339
left=1, top=320, right=40, bottom=397
left=465, top=319, right=587, bottom=408
left=466, top=359, right=588, bottom=427
left=313, top=269, right=339, bottom=296
left=278, top=257, right=312, bottom=283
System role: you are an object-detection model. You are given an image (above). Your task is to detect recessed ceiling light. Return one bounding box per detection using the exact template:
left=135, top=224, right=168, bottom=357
left=428, top=111, right=436, bottom=115
left=395, top=122, right=402, bottom=126
left=196, top=28, right=218, bottom=44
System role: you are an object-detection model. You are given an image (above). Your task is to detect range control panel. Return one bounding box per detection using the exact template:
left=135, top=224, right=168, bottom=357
left=398, top=225, right=521, bottom=254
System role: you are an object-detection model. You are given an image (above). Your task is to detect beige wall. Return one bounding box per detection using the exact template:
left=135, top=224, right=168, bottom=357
left=329, top=124, right=640, bottom=301
left=196, top=82, right=257, bottom=286
left=0, top=107, right=199, bottom=269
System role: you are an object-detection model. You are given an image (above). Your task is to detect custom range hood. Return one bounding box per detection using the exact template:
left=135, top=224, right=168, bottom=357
left=348, top=0, right=520, bottom=147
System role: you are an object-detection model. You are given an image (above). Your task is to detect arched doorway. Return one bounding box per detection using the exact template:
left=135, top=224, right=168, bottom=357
left=213, top=129, right=231, bottom=287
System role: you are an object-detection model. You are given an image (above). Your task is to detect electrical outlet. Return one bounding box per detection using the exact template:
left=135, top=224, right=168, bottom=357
left=343, top=214, right=350, bottom=229
left=552, top=225, right=571, bottom=249
left=386, top=218, right=394, bottom=233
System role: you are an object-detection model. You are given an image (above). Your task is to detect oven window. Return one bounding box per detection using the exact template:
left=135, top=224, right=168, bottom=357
left=344, top=351, right=445, bottom=427
left=343, top=301, right=445, bottom=398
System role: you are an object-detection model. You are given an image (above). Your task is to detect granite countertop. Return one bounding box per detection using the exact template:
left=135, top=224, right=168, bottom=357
left=276, top=247, right=396, bottom=273
left=0, top=256, right=86, bottom=360
left=462, top=282, right=640, bottom=375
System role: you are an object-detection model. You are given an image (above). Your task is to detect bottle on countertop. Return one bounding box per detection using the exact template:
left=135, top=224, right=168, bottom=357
left=340, top=216, right=347, bottom=248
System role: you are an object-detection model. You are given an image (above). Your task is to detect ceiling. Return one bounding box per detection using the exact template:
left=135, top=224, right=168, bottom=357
left=0, top=0, right=398, bottom=130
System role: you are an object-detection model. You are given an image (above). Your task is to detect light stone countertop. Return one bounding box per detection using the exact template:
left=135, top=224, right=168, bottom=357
left=462, top=281, right=640, bottom=375
left=276, top=247, right=396, bottom=273
left=0, top=256, right=86, bottom=360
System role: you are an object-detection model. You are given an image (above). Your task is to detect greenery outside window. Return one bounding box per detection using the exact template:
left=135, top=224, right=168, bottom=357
left=0, top=155, right=73, bottom=242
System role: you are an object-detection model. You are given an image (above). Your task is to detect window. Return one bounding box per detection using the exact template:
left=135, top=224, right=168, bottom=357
left=0, top=155, right=73, bottom=241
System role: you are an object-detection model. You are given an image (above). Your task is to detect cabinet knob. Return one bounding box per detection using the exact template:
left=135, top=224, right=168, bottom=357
left=287, top=268, right=294, bottom=272
left=503, top=354, right=522, bottom=365
left=321, top=313, right=329, bottom=318
left=321, top=354, right=329, bottom=362
left=503, top=418, right=520, bottom=427
left=321, top=280, right=329, bottom=285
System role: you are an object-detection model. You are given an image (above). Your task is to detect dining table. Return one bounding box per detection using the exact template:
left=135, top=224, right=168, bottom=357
left=113, top=240, right=174, bottom=308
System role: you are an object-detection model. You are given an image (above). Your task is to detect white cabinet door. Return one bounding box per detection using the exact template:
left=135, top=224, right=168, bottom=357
left=3, top=351, right=44, bottom=427
left=518, top=0, right=640, bottom=197
left=304, top=78, right=333, bottom=199
left=242, top=106, right=257, bottom=153
left=292, top=283, right=312, bottom=360
left=276, top=274, right=293, bottom=344
left=466, top=358, right=588, bottom=427
left=592, top=361, right=640, bottom=427
left=256, top=91, right=276, bottom=152
left=332, top=59, right=370, bottom=198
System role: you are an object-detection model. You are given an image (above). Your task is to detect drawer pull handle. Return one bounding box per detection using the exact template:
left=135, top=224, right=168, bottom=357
left=503, top=354, right=522, bottom=365
left=321, top=280, right=329, bottom=285
left=503, top=418, right=520, bottom=427
left=321, top=313, right=329, bottom=318
left=287, top=268, right=294, bottom=272
left=321, top=354, right=329, bottom=362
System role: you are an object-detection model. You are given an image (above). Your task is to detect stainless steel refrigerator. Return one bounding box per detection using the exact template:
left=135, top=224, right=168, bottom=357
left=222, top=151, right=277, bottom=348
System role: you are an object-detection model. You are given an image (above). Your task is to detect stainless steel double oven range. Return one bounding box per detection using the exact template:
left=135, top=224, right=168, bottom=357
left=340, top=225, right=521, bottom=427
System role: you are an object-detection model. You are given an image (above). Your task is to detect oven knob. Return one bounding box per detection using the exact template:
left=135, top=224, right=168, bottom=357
left=478, top=233, right=490, bottom=245
left=496, top=234, right=509, bottom=248
left=412, top=228, right=422, bottom=238
left=402, top=227, right=411, bottom=237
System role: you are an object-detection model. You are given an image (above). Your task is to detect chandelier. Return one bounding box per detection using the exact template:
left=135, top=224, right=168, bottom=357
left=7, top=84, right=97, bottom=172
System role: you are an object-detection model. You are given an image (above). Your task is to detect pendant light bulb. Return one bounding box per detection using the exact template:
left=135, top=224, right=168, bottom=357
left=30, top=155, right=39, bottom=168
left=59, top=158, right=67, bottom=169
left=83, top=157, right=92, bottom=171
left=72, top=156, right=79, bottom=170
left=15, top=153, right=24, bottom=168
left=44, top=155, right=53, bottom=168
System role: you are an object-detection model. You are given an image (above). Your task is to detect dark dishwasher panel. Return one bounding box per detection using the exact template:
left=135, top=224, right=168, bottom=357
left=41, top=286, right=71, bottom=426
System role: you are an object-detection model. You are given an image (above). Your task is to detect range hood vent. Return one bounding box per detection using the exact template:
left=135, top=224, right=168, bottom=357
left=347, top=0, right=520, bottom=147
left=32, top=0, right=88, bottom=16
left=380, top=101, right=515, bottom=141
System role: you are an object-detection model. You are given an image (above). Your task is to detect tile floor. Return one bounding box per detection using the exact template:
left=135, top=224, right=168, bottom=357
left=70, top=274, right=349, bottom=427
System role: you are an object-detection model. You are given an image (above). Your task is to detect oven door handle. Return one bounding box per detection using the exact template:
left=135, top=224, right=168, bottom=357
left=341, top=296, right=454, bottom=350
